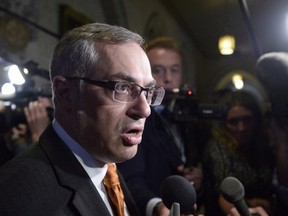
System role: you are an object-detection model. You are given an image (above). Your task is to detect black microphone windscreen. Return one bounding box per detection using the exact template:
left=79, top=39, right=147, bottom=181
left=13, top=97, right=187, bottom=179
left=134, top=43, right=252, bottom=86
left=220, top=176, right=251, bottom=216
left=256, top=52, right=288, bottom=90
left=160, top=175, right=196, bottom=214
left=220, top=176, right=244, bottom=203
left=256, top=52, right=288, bottom=117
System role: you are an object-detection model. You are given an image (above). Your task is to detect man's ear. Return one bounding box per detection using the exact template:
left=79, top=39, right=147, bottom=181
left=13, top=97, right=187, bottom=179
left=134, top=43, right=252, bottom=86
left=52, top=76, right=73, bottom=109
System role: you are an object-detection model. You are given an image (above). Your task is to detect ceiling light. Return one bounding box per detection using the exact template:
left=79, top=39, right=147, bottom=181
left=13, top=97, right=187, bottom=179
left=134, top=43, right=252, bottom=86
left=218, top=35, right=235, bottom=55
left=1, top=83, right=16, bottom=95
left=7, top=64, right=25, bottom=85
left=232, top=74, right=244, bottom=89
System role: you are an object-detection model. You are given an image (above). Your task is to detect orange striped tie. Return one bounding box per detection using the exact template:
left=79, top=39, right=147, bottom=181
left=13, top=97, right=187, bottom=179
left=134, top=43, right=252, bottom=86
left=103, top=163, right=125, bottom=216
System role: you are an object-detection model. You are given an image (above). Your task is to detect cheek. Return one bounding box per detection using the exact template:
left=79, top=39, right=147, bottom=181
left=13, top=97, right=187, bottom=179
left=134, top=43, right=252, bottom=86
left=79, top=106, right=123, bottom=148
left=81, top=90, right=113, bottom=118
left=88, top=105, right=123, bottom=128
left=80, top=90, right=127, bottom=134
left=172, top=73, right=182, bottom=86
left=226, top=124, right=237, bottom=134
left=175, top=75, right=182, bottom=84
left=153, top=77, right=164, bottom=86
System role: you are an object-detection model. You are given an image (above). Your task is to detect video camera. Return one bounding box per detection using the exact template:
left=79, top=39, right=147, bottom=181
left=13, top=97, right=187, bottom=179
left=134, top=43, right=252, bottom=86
left=0, top=90, right=53, bottom=133
left=1, top=95, right=53, bottom=131
left=168, top=88, right=227, bottom=122
left=0, top=61, right=52, bottom=133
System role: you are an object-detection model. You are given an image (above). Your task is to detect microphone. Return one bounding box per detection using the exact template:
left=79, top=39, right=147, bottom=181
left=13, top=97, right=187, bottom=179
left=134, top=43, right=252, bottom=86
left=256, top=52, right=288, bottom=117
left=220, top=176, right=251, bottom=216
left=160, top=175, right=196, bottom=215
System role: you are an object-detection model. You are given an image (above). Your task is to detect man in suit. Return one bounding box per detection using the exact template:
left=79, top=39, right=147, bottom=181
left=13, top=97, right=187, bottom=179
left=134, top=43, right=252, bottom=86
left=118, top=37, right=203, bottom=216
left=0, top=23, right=165, bottom=216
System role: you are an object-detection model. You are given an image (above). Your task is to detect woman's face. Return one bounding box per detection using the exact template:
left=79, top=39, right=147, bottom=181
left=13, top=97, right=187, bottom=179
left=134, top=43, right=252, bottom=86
left=225, top=105, right=256, bottom=146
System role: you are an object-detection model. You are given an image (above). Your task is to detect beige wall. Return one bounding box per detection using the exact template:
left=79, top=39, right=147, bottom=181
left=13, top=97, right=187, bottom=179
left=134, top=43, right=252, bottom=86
left=0, top=0, right=198, bottom=90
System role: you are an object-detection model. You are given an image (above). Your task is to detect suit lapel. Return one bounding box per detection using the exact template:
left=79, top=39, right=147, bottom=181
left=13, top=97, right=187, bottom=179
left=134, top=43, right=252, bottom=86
left=72, top=187, right=110, bottom=216
left=39, top=125, right=111, bottom=216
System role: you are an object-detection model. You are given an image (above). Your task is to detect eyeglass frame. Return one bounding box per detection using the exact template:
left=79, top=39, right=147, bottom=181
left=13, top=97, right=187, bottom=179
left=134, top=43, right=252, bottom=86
left=65, top=76, right=165, bottom=106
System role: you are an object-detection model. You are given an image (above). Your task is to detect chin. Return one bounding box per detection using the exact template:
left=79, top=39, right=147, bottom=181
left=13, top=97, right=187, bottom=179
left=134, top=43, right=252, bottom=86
left=124, top=147, right=138, bottom=160
left=116, top=155, right=135, bottom=163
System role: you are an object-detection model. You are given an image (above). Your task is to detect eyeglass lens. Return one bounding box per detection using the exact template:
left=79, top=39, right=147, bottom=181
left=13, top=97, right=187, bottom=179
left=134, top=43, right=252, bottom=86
left=113, top=82, right=164, bottom=106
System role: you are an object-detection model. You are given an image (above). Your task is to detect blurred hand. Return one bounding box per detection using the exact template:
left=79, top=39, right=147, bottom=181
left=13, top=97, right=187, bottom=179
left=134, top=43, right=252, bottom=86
left=177, top=165, right=203, bottom=190
left=154, top=202, right=200, bottom=216
left=154, top=202, right=170, bottom=216
left=11, top=123, right=27, bottom=144
left=24, top=100, right=50, bottom=143
left=227, top=206, right=268, bottom=216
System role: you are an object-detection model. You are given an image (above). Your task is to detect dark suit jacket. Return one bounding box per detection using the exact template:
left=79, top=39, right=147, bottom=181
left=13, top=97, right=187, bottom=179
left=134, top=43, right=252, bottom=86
left=0, top=124, right=140, bottom=216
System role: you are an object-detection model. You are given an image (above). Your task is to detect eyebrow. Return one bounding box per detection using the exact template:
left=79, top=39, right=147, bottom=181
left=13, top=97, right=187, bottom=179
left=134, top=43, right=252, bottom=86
left=152, top=64, right=181, bottom=68
left=106, top=72, right=157, bottom=87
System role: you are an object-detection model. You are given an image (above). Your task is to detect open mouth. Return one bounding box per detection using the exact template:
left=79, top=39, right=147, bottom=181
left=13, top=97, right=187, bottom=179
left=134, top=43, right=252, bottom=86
left=126, top=129, right=139, bottom=135
left=121, top=127, right=143, bottom=145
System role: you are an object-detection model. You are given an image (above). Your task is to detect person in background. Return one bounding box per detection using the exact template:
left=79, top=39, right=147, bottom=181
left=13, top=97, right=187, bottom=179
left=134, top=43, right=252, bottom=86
left=0, top=22, right=165, bottom=216
left=24, top=96, right=52, bottom=143
left=0, top=101, right=14, bottom=165
left=118, top=37, right=204, bottom=216
left=5, top=96, right=52, bottom=155
left=202, top=91, right=273, bottom=216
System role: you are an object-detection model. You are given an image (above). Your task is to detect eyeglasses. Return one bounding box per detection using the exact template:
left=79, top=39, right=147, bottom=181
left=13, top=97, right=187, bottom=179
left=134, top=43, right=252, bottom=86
left=226, top=115, right=255, bottom=126
left=66, top=77, right=165, bottom=106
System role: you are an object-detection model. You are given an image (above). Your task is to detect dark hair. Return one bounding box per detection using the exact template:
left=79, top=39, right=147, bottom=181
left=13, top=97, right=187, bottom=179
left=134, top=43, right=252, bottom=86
left=145, top=36, right=182, bottom=56
left=212, top=91, right=266, bottom=150
left=223, top=91, right=262, bottom=123
left=50, top=23, right=145, bottom=81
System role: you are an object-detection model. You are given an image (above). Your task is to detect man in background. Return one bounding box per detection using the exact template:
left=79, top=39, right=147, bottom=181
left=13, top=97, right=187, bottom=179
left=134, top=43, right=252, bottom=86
left=119, top=37, right=203, bottom=216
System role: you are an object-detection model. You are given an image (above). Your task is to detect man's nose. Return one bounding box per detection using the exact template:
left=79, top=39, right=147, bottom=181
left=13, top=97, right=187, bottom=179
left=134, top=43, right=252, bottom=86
left=236, top=121, right=246, bottom=131
left=127, top=93, right=151, bottom=119
left=163, top=71, right=173, bottom=83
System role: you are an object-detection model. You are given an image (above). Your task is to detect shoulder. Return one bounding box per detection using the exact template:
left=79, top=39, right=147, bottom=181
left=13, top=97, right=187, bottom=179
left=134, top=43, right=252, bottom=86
left=205, top=139, right=226, bottom=153
left=203, top=139, right=230, bottom=163
left=0, top=146, right=51, bottom=186
left=0, top=146, right=69, bottom=215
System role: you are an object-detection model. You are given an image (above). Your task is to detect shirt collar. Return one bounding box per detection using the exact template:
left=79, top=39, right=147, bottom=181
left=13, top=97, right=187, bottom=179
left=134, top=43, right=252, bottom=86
left=52, top=119, right=107, bottom=187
